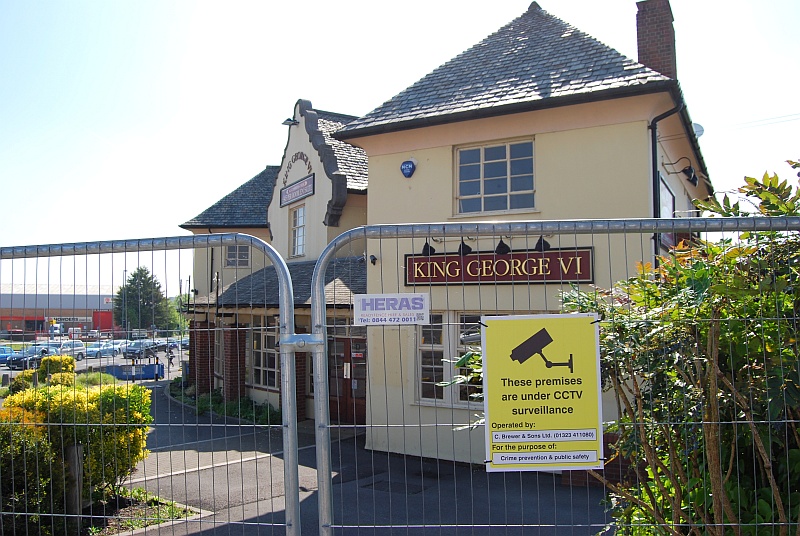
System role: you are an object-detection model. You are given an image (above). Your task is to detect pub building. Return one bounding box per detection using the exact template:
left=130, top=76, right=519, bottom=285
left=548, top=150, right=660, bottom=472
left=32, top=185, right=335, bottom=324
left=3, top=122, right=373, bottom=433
left=182, top=1, right=712, bottom=465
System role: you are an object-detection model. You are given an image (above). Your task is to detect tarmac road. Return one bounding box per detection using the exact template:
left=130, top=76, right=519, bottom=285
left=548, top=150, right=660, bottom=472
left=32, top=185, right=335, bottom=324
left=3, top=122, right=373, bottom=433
left=115, top=382, right=612, bottom=535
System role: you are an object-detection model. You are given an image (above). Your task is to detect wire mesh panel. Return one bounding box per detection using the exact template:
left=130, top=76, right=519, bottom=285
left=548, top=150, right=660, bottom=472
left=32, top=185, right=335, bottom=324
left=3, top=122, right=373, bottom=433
left=0, top=234, right=301, bottom=536
left=311, top=218, right=800, bottom=535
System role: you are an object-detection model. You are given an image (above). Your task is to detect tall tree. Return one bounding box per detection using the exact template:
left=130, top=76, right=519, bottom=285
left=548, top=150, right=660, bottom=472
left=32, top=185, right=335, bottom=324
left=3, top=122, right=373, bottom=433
left=113, top=267, right=175, bottom=333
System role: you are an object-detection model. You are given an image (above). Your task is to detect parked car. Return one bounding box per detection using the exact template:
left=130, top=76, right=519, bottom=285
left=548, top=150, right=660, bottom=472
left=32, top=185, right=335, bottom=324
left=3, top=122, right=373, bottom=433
left=180, top=337, right=190, bottom=350
left=123, top=340, right=158, bottom=359
left=86, top=342, right=117, bottom=358
left=8, top=345, right=57, bottom=370
left=57, top=340, right=86, bottom=361
left=110, top=339, right=133, bottom=353
left=0, top=345, right=14, bottom=366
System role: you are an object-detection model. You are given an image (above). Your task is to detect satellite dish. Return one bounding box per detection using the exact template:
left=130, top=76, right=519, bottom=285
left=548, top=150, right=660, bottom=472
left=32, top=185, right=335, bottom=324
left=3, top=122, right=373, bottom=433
left=693, top=123, right=705, bottom=138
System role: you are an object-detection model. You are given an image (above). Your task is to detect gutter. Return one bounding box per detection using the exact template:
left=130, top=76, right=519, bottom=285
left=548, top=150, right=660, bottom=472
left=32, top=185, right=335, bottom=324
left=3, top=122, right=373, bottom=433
left=649, top=101, right=684, bottom=260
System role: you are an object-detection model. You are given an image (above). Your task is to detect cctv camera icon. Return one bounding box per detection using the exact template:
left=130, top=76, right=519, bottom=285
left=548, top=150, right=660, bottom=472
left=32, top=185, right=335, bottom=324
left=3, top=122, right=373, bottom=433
left=510, top=328, right=574, bottom=373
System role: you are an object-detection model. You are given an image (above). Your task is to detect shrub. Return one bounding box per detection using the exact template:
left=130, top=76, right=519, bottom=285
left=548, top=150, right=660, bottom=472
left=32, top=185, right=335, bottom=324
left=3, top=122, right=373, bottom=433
left=0, top=407, right=66, bottom=534
left=38, top=355, right=75, bottom=382
left=10, top=368, right=36, bottom=394
left=75, top=371, right=118, bottom=388
left=49, top=372, right=75, bottom=387
left=3, top=382, right=153, bottom=498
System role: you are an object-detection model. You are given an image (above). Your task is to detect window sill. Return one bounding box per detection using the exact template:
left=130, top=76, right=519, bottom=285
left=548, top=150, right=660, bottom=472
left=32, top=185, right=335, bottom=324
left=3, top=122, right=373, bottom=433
left=449, top=208, right=540, bottom=220
left=413, top=399, right=483, bottom=412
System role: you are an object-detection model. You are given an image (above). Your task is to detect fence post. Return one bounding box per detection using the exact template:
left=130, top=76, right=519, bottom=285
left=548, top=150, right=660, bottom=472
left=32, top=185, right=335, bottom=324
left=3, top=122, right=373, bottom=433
left=65, top=444, right=83, bottom=535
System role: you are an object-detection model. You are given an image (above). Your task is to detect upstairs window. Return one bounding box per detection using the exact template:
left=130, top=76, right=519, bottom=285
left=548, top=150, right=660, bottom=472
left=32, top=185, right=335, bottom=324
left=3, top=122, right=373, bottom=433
left=225, top=245, right=250, bottom=268
left=457, top=141, right=534, bottom=214
left=291, top=205, right=306, bottom=257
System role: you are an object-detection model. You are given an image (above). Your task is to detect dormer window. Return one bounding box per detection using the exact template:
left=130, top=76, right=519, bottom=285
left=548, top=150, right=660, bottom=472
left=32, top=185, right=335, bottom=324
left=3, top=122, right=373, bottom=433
left=457, top=140, right=534, bottom=214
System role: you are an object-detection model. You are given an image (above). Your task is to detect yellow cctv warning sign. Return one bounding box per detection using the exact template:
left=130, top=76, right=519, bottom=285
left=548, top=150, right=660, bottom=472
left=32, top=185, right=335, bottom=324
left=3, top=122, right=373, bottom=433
left=482, top=314, right=602, bottom=472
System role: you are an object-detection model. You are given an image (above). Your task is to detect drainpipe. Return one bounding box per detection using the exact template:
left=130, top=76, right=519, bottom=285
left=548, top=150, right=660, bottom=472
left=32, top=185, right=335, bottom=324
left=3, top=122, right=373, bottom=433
left=649, top=102, right=684, bottom=263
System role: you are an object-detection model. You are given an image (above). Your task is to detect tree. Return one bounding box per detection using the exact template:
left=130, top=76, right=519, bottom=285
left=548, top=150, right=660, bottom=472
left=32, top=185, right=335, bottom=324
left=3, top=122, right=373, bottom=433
left=113, top=267, right=177, bottom=333
left=562, top=162, right=800, bottom=535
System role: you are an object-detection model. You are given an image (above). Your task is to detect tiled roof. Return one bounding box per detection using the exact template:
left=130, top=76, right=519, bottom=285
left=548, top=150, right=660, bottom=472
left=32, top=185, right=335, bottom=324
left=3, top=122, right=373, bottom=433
left=209, top=256, right=366, bottom=308
left=317, top=111, right=368, bottom=191
left=181, top=166, right=278, bottom=229
left=337, top=2, right=671, bottom=138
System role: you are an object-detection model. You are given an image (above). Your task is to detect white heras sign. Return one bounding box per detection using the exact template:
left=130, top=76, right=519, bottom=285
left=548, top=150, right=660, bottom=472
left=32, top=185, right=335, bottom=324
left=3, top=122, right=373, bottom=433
left=353, top=293, right=430, bottom=326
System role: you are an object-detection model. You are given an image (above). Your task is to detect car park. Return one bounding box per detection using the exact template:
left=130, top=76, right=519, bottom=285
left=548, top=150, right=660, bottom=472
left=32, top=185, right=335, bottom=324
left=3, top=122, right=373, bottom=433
left=8, top=345, right=57, bottom=370
left=86, top=342, right=117, bottom=358
left=57, top=340, right=86, bottom=360
left=123, top=340, right=158, bottom=359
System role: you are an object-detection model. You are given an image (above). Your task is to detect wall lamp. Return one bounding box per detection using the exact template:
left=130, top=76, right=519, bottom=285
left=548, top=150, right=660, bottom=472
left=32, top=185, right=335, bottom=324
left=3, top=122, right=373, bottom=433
left=533, top=236, right=551, bottom=252
left=421, top=240, right=436, bottom=256
left=457, top=240, right=473, bottom=256
left=664, top=156, right=698, bottom=187
left=369, top=254, right=378, bottom=265
left=282, top=118, right=299, bottom=126
left=494, top=239, right=511, bottom=255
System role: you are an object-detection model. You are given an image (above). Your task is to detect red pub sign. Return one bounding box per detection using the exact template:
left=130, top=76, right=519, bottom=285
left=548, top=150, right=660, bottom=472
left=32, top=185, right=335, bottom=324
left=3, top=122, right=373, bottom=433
left=405, top=248, right=593, bottom=285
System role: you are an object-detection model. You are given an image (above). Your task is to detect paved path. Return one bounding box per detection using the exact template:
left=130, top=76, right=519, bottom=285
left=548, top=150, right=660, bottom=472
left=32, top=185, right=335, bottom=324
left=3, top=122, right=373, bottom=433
left=122, top=382, right=611, bottom=535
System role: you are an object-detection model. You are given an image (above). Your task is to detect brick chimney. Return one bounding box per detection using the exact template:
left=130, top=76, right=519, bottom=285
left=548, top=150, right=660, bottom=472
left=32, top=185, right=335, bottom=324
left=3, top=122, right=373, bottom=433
left=636, top=0, right=677, bottom=79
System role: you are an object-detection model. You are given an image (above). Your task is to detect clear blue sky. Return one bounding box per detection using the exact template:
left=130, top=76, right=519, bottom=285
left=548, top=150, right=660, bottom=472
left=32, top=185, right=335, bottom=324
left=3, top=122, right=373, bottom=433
left=1, top=0, right=798, bottom=286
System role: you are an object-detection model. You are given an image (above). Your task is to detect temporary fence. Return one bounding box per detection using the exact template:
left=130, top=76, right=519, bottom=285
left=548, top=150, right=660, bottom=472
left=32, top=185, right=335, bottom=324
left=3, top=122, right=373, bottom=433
left=0, top=216, right=798, bottom=535
left=310, top=217, right=800, bottom=536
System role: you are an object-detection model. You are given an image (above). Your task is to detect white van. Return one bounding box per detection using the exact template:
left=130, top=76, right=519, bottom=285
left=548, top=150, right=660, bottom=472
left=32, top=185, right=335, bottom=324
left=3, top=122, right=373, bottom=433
left=68, top=327, right=82, bottom=339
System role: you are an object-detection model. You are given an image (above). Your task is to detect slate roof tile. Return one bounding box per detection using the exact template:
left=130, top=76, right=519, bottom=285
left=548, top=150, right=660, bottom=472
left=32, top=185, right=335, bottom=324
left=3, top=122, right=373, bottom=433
left=181, top=166, right=278, bottom=229
left=206, top=256, right=366, bottom=308
left=338, top=2, right=668, bottom=137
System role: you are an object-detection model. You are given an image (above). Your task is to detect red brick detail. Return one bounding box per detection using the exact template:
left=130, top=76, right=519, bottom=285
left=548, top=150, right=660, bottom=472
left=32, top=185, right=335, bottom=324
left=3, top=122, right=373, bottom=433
left=636, top=0, right=677, bottom=79
left=223, top=326, right=247, bottom=402
left=189, top=321, right=215, bottom=394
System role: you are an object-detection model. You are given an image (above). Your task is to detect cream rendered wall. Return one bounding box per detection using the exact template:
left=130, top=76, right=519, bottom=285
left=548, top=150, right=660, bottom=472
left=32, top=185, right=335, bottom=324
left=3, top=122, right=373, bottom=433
left=188, top=227, right=272, bottom=297
left=268, top=116, right=334, bottom=263
left=354, top=93, right=703, bottom=464
left=327, top=193, right=367, bottom=255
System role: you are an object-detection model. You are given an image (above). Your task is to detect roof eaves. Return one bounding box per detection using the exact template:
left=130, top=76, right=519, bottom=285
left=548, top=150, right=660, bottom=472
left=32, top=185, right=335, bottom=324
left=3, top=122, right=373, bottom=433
left=334, top=80, right=678, bottom=142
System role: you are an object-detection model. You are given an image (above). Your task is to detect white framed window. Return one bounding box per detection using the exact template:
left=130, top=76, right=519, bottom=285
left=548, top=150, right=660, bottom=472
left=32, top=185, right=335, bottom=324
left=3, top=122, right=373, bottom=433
left=252, top=315, right=279, bottom=389
left=225, top=245, right=250, bottom=268
left=457, top=140, right=534, bottom=214
left=418, top=312, right=485, bottom=406
left=290, top=205, right=306, bottom=257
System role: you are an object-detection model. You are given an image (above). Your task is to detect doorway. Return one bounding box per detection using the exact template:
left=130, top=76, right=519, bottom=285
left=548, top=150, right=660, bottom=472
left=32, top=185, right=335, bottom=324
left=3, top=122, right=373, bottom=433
left=328, top=337, right=367, bottom=424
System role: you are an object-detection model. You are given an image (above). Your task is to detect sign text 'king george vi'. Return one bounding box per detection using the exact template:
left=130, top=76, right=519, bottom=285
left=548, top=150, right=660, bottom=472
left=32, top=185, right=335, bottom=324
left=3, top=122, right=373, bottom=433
left=404, top=248, right=593, bottom=286
left=353, top=293, right=430, bottom=326
left=280, top=173, right=315, bottom=207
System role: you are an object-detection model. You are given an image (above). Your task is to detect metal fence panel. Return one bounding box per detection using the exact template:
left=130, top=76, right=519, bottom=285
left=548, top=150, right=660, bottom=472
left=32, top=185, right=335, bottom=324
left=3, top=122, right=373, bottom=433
left=311, top=217, right=800, bottom=535
left=0, top=234, right=301, bottom=536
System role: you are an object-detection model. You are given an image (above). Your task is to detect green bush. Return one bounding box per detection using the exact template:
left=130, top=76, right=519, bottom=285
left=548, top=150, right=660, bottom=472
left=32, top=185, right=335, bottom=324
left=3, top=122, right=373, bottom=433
left=38, top=355, right=75, bottom=382
left=4, top=381, right=153, bottom=498
left=563, top=166, right=800, bottom=534
left=75, top=371, right=118, bottom=388
left=10, top=368, right=36, bottom=394
left=0, top=407, right=66, bottom=535
left=49, top=372, right=75, bottom=387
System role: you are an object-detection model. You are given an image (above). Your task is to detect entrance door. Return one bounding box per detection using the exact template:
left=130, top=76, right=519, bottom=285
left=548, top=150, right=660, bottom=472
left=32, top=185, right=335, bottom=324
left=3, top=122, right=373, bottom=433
left=328, top=337, right=367, bottom=424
